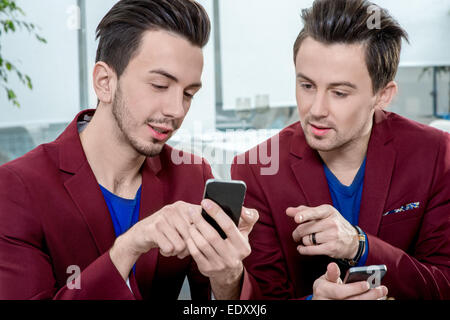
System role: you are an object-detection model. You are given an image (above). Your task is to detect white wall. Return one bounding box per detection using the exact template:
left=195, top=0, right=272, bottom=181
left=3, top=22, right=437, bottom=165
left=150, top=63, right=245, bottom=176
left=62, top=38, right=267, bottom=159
left=219, top=0, right=450, bottom=110
left=219, top=0, right=310, bottom=110
left=170, top=0, right=216, bottom=133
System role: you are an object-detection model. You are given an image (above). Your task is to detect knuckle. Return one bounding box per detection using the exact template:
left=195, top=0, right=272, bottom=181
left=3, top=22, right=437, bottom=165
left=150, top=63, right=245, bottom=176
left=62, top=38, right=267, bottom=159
left=175, top=242, right=186, bottom=253
left=206, top=233, right=220, bottom=247
left=172, top=201, right=186, bottom=210
left=252, top=209, right=260, bottom=221
left=302, top=235, right=309, bottom=245
left=163, top=243, right=174, bottom=253
left=189, top=244, right=199, bottom=257
left=154, top=219, right=163, bottom=229
left=238, top=246, right=251, bottom=260
left=330, top=221, right=339, bottom=232
left=222, top=222, right=235, bottom=234
left=243, top=245, right=251, bottom=257
left=164, top=203, right=175, bottom=212
left=198, top=240, right=209, bottom=252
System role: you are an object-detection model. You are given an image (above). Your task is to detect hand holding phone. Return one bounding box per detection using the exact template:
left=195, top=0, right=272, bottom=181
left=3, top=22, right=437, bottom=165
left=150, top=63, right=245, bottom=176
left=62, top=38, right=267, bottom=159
left=201, top=179, right=246, bottom=239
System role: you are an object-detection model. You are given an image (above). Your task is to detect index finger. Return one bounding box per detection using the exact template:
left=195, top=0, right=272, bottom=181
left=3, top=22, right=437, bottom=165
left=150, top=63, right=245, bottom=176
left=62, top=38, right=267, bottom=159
left=200, top=199, right=243, bottom=245
left=286, top=206, right=309, bottom=218
left=320, top=280, right=371, bottom=300
left=294, top=205, right=334, bottom=224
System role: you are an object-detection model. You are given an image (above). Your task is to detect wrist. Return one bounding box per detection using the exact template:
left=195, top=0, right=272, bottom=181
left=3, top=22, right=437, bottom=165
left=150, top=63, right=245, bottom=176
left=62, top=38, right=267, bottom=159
left=340, top=225, right=366, bottom=267
left=109, top=234, right=141, bottom=280
left=210, top=264, right=244, bottom=300
left=348, top=227, right=360, bottom=259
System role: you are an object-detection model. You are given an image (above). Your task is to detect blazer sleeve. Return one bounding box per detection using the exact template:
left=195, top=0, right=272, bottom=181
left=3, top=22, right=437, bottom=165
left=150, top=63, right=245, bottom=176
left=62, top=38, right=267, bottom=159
left=0, top=166, right=136, bottom=300
left=231, top=160, right=295, bottom=300
left=365, top=132, right=450, bottom=300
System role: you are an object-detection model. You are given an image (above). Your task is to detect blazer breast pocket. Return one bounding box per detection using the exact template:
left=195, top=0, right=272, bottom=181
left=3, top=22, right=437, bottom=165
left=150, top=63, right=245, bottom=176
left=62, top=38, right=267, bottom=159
left=380, top=202, right=422, bottom=226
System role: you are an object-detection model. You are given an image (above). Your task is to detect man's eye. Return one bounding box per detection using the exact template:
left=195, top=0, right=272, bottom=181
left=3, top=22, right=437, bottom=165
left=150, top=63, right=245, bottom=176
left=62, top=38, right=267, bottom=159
left=333, top=91, right=348, bottom=98
left=152, top=84, right=168, bottom=90
left=184, top=92, right=194, bottom=99
left=300, top=83, right=313, bottom=90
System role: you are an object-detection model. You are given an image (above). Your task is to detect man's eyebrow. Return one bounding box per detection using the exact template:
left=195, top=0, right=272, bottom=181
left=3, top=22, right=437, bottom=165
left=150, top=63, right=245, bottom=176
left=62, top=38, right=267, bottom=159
left=329, top=81, right=358, bottom=90
left=297, top=72, right=358, bottom=90
left=296, top=72, right=315, bottom=84
left=149, top=69, right=202, bottom=89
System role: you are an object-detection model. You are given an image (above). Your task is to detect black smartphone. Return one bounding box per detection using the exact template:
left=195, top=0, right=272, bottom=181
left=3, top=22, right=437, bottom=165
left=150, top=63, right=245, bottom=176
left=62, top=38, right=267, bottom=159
left=201, top=179, right=247, bottom=239
left=343, top=265, right=387, bottom=288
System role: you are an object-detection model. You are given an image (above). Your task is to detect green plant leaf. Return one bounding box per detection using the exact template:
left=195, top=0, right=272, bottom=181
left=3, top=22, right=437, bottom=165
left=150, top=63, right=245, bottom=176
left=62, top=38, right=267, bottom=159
left=35, top=34, right=47, bottom=43
left=1, top=0, right=45, bottom=108
left=6, top=88, right=16, bottom=100
left=25, top=74, right=32, bottom=89
left=6, top=19, right=15, bottom=32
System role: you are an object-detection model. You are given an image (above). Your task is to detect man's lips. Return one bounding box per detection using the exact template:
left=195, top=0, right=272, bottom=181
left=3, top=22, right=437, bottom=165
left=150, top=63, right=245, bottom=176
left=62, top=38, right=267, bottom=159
left=148, top=124, right=174, bottom=141
left=309, top=123, right=332, bottom=137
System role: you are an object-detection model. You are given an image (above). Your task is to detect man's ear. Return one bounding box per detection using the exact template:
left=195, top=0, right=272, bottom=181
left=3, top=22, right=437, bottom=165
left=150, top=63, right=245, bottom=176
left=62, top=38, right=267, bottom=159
left=93, top=62, right=116, bottom=105
left=375, top=81, right=398, bottom=111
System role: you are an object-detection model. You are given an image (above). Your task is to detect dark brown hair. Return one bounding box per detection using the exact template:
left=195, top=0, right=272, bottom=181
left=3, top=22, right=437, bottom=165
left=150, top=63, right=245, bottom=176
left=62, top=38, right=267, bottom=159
left=293, top=0, right=409, bottom=93
left=95, top=0, right=211, bottom=78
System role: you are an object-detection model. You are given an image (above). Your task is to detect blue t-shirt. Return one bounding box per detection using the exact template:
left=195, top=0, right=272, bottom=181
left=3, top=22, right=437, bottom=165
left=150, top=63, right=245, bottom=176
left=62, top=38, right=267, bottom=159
left=100, top=185, right=142, bottom=274
left=323, top=159, right=369, bottom=267
left=99, top=185, right=142, bottom=238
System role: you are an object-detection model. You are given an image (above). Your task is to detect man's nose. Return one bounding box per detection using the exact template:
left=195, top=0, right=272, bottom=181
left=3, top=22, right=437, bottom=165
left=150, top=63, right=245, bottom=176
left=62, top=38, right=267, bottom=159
left=310, top=90, right=329, bottom=118
left=162, top=91, right=186, bottom=119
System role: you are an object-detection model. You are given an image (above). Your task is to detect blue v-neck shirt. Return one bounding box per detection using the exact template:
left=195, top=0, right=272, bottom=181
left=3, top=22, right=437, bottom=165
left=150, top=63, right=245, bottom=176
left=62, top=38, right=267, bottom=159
left=323, top=158, right=369, bottom=267
left=99, top=185, right=142, bottom=238
left=100, top=185, right=142, bottom=274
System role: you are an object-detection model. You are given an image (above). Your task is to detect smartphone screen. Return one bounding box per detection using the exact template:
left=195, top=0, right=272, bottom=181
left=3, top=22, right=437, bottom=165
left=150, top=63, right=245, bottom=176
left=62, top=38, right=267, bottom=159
left=343, top=265, right=387, bottom=288
left=201, top=179, right=247, bottom=239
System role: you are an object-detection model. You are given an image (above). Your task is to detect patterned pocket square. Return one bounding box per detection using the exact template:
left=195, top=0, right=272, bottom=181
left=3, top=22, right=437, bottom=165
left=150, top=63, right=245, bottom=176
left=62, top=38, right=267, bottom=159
left=383, top=202, right=420, bottom=217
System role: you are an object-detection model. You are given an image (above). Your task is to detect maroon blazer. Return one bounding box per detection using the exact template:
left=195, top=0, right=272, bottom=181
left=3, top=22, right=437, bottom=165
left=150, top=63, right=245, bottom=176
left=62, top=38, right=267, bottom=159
left=0, top=110, right=215, bottom=300
left=231, top=110, right=450, bottom=300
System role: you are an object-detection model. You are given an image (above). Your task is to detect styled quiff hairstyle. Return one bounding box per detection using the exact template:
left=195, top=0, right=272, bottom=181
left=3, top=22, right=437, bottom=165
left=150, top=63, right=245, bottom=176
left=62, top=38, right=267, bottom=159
left=293, top=0, right=409, bottom=93
left=95, top=0, right=211, bottom=78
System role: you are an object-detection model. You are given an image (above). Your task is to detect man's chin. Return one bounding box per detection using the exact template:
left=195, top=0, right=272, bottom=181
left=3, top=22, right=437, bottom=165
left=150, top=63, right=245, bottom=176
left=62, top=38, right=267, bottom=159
left=305, top=135, right=338, bottom=153
left=133, top=141, right=165, bottom=158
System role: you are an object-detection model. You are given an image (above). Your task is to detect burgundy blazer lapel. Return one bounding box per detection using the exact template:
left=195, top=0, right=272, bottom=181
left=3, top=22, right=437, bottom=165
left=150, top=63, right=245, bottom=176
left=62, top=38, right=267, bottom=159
left=359, top=110, right=397, bottom=235
left=59, top=111, right=116, bottom=256
left=135, top=153, right=165, bottom=294
left=289, top=124, right=333, bottom=208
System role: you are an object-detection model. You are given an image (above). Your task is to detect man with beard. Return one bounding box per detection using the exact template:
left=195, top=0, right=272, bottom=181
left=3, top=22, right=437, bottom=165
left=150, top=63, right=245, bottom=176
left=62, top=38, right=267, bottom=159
left=232, top=0, right=449, bottom=300
left=0, top=0, right=259, bottom=300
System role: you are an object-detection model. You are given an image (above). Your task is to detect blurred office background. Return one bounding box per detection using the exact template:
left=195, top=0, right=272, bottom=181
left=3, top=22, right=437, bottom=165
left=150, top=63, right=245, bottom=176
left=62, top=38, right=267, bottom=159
left=0, top=0, right=449, bottom=299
